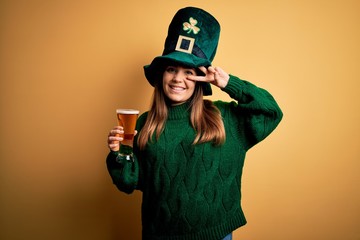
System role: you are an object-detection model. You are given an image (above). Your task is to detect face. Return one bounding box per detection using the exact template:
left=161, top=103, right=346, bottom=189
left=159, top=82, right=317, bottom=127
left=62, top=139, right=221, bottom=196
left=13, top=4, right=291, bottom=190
left=162, top=65, right=197, bottom=105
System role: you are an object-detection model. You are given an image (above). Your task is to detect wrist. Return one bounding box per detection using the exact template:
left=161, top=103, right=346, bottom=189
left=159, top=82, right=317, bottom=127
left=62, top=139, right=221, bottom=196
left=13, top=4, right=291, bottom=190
left=220, top=75, right=230, bottom=89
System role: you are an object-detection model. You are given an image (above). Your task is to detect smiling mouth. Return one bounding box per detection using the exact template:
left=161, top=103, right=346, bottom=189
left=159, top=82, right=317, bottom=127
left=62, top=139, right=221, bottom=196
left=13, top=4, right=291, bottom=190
left=170, top=85, right=186, bottom=92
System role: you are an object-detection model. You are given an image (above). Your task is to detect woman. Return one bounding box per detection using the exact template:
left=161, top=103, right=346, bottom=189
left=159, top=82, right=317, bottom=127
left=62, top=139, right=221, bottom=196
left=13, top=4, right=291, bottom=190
left=106, top=7, right=283, bottom=240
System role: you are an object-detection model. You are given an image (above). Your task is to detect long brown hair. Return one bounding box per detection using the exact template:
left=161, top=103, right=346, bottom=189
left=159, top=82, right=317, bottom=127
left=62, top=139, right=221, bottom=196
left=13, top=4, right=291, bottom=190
left=137, top=75, right=225, bottom=150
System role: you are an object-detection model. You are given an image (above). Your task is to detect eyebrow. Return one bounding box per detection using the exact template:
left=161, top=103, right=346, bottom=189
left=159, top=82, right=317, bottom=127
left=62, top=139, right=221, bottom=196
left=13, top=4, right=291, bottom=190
left=181, top=66, right=196, bottom=72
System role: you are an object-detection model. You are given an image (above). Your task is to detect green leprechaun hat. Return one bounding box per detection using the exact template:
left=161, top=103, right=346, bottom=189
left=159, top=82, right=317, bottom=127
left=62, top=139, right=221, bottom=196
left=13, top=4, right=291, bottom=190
left=143, top=6, right=221, bottom=96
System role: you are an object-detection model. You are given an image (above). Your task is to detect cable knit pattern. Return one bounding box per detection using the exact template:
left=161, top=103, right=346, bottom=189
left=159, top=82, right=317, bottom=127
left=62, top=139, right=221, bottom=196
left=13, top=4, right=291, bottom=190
left=106, top=75, right=283, bottom=240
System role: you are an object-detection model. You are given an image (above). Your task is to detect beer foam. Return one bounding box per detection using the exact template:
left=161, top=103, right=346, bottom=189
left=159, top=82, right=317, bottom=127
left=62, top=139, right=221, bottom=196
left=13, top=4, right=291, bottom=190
left=116, top=109, right=140, bottom=114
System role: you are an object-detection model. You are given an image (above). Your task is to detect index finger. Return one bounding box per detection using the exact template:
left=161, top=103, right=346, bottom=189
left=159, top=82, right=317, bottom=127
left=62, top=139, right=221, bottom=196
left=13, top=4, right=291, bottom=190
left=186, top=75, right=212, bottom=82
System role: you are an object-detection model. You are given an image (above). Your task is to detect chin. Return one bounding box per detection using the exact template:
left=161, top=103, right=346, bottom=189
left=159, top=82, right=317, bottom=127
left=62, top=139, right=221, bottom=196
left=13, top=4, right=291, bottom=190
left=166, top=97, right=185, bottom=105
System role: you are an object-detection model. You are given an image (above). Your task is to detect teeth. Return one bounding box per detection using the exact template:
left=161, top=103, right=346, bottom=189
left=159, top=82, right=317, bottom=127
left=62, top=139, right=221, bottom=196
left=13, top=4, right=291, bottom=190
left=171, top=86, right=184, bottom=90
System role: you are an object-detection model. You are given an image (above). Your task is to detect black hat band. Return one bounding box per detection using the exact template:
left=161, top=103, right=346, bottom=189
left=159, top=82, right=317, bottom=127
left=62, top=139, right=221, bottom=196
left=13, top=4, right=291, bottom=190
left=164, top=36, right=207, bottom=60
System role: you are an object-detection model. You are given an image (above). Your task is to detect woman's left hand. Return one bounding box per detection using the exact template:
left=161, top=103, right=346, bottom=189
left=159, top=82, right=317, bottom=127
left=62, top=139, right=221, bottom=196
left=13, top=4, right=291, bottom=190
left=187, top=66, right=230, bottom=89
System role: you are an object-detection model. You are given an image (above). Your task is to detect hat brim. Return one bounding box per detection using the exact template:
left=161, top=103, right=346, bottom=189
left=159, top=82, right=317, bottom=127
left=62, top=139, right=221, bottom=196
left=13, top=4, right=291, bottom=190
left=144, top=51, right=213, bottom=96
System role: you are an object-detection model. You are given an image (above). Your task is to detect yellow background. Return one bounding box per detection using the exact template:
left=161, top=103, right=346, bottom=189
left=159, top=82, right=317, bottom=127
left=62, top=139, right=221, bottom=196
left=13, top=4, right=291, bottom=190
left=1, top=0, right=359, bottom=239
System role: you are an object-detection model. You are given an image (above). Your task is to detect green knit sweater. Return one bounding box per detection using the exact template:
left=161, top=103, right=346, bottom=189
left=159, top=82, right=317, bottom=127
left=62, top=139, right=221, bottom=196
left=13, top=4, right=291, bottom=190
left=107, top=75, right=283, bottom=240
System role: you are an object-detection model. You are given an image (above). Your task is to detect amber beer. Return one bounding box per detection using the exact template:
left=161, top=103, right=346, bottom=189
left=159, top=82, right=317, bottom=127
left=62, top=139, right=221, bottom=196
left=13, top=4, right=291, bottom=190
left=116, top=109, right=139, bottom=158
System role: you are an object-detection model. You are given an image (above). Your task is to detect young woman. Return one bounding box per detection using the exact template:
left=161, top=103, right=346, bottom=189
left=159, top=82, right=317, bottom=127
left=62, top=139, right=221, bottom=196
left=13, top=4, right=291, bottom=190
left=106, top=7, right=283, bottom=240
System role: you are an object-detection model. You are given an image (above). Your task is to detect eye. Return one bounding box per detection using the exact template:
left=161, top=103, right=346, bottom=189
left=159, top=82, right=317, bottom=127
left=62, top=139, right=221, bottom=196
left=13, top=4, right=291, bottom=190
left=166, top=66, right=176, bottom=73
left=185, top=69, right=196, bottom=75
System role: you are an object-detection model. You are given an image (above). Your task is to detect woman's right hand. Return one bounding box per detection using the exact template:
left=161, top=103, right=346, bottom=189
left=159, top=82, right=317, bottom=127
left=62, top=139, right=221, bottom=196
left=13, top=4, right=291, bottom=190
left=107, top=126, right=124, bottom=152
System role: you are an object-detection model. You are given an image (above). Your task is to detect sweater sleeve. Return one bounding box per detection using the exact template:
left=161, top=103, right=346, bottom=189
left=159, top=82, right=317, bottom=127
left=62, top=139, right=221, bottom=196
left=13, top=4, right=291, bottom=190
left=106, top=151, right=140, bottom=194
left=222, top=75, right=283, bottom=150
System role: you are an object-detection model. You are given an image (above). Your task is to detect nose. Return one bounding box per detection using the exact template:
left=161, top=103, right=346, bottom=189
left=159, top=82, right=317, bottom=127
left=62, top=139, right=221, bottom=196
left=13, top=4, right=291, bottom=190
left=172, top=71, right=185, bottom=82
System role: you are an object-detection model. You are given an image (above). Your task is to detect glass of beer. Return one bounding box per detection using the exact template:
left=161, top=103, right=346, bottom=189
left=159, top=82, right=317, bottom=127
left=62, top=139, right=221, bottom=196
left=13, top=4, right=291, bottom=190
left=116, top=108, right=139, bottom=161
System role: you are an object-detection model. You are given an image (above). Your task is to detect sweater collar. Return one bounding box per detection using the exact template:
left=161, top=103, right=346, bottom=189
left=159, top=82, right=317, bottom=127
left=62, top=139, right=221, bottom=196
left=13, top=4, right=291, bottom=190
left=167, top=102, right=191, bottom=120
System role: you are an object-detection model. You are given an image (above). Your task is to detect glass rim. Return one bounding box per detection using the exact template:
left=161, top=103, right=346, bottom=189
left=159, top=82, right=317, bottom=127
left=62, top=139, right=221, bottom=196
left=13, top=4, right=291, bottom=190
left=116, top=109, right=140, bottom=114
